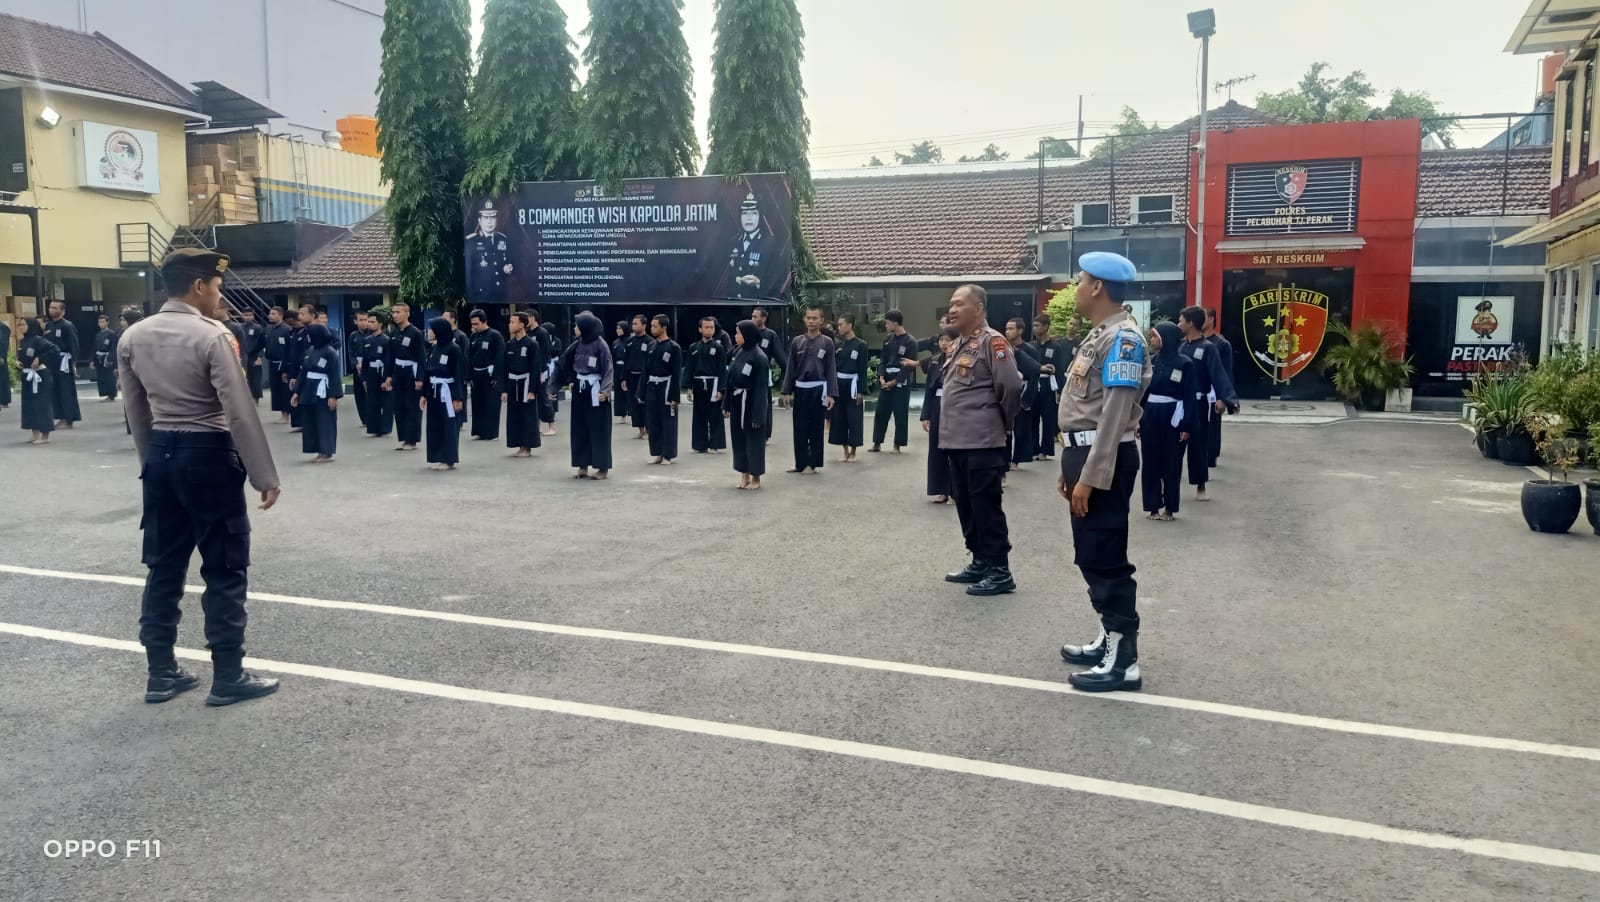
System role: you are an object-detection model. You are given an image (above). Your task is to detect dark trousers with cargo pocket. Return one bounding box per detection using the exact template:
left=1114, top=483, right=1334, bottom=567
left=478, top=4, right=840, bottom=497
left=1061, top=441, right=1140, bottom=635
left=137, top=430, right=251, bottom=652
left=946, top=447, right=1011, bottom=566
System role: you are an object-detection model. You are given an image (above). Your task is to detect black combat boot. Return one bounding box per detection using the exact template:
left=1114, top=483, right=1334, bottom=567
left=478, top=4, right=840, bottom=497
left=944, top=559, right=990, bottom=584
left=1067, top=631, right=1140, bottom=692
left=205, top=649, right=281, bottom=707
left=966, top=563, right=1016, bottom=597
left=1059, top=628, right=1107, bottom=666
left=144, top=645, right=199, bottom=704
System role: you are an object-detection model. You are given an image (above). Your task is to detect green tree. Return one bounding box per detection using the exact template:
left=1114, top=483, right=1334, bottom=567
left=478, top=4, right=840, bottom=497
left=866, top=155, right=885, bottom=167
left=1254, top=62, right=1458, bottom=147
left=577, top=0, right=700, bottom=188
left=1090, top=107, right=1159, bottom=162
left=462, top=0, right=581, bottom=198
left=377, top=0, right=472, bottom=305
left=958, top=143, right=1010, bottom=163
left=705, top=0, right=821, bottom=301
left=1025, top=136, right=1080, bottom=160
left=1044, top=283, right=1090, bottom=339
left=893, top=140, right=943, bottom=165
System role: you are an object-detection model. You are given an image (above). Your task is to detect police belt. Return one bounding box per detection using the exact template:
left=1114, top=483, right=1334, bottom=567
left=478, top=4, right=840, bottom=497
left=430, top=376, right=457, bottom=416
left=1062, top=428, right=1137, bottom=448
left=508, top=372, right=532, bottom=402
left=1145, top=394, right=1184, bottom=429
left=694, top=375, right=719, bottom=399
left=148, top=429, right=234, bottom=449
left=577, top=373, right=603, bottom=405
left=24, top=368, right=44, bottom=393
left=305, top=372, right=330, bottom=399
left=837, top=372, right=859, bottom=399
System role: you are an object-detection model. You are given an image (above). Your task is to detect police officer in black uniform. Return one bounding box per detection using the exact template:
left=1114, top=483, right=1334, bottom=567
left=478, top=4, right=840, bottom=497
left=118, top=249, right=282, bottom=706
left=466, top=200, right=512, bottom=304
left=728, top=193, right=767, bottom=299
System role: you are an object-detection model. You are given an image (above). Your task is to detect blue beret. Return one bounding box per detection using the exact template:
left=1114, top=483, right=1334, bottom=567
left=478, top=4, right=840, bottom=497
left=1078, top=251, right=1136, bottom=283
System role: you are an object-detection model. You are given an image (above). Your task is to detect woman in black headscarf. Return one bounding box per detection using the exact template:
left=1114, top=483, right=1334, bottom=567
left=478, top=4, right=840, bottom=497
left=611, top=320, right=629, bottom=424
left=1141, top=320, right=1197, bottom=521
left=292, top=323, right=343, bottom=462
left=919, top=325, right=961, bottom=503
left=723, top=319, right=770, bottom=490
left=17, top=317, right=60, bottom=444
left=559, top=311, right=614, bottom=479
left=423, top=316, right=467, bottom=470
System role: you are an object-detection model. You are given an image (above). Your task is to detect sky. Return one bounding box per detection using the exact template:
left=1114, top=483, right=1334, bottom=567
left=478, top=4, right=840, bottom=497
left=468, top=0, right=1543, bottom=170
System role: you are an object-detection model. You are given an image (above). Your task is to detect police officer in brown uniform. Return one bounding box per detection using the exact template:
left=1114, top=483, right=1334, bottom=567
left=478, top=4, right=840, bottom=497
left=119, top=248, right=283, bottom=707
left=939, top=284, right=1024, bottom=596
left=1056, top=252, right=1152, bottom=692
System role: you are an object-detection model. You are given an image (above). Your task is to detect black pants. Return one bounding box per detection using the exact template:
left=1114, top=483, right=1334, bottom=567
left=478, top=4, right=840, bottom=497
left=873, top=385, right=911, bottom=447
left=288, top=375, right=304, bottom=428
left=644, top=381, right=679, bottom=460
left=364, top=371, right=393, bottom=436
left=52, top=359, right=81, bottom=423
left=301, top=397, right=338, bottom=457
left=393, top=374, right=423, bottom=445
left=1186, top=402, right=1211, bottom=488
left=505, top=391, right=542, bottom=449
left=351, top=367, right=368, bottom=427
left=470, top=371, right=500, bottom=439
left=137, top=430, right=251, bottom=652
left=626, top=372, right=646, bottom=427
left=925, top=413, right=949, bottom=496
left=1061, top=441, right=1140, bottom=635
left=95, top=361, right=117, bottom=399
left=1035, top=386, right=1059, bottom=457
left=0, top=357, right=11, bottom=407
left=690, top=378, right=726, bottom=451
left=829, top=392, right=864, bottom=447
left=730, top=396, right=765, bottom=477
left=791, top=385, right=827, bottom=470
left=1209, top=409, right=1223, bottom=466
left=426, top=385, right=462, bottom=465
left=247, top=359, right=264, bottom=401
left=946, top=447, right=1010, bottom=565
left=1012, top=409, right=1039, bottom=463
left=571, top=387, right=612, bottom=469
left=1140, top=403, right=1184, bottom=515
left=268, top=361, right=290, bottom=412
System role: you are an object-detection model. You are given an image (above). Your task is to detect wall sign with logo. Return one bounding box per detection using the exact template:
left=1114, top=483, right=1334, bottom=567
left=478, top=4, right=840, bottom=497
left=1447, top=295, right=1516, bottom=380
left=1241, top=286, right=1331, bottom=381
left=76, top=121, right=160, bottom=194
left=1225, top=158, right=1359, bottom=236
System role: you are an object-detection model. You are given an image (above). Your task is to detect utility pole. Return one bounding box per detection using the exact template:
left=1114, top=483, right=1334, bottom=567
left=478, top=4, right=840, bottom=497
left=1189, top=10, right=1216, bottom=312
left=1076, top=94, right=1084, bottom=158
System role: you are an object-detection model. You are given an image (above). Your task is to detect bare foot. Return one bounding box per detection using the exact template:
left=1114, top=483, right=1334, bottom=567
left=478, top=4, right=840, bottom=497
left=648, top=457, right=663, bottom=465
left=594, top=471, right=609, bottom=480
left=1148, top=512, right=1162, bottom=520
left=747, top=480, right=762, bottom=491
left=1159, top=512, right=1175, bottom=521
left=786, top=468, right=803, bottom=473
left=803, top=467, right=817, bottom=475
left=574, top=470, right=590, bottom=479
left=931, top=496, right=948, bottom=504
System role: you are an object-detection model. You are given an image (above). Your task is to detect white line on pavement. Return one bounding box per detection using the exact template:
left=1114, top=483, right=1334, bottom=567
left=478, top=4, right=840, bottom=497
left=3, top=563, right=1597, bottom=763
left=1, top=620, right=1597, bottom=875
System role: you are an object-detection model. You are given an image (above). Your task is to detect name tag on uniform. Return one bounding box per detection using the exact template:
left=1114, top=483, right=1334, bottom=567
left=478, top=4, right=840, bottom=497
left=742, top=363, right=753, bottom=376
left=710, top=347, right=718, bottom=355
left=586, top=355, right=598, bottom=367
left=1194, top=347, right=1206, bottom=360
left=850, top=349, right=859, bottom=360
left=761, top=339, right=770, bottom=348
left=317, top=357, right=327, bottom=368
left=662, top=350, right=671, bottom=361
left=440, top=355, right=449, bottom=365
left=816, top=348, right=825, bottom=359
left=1046, top=349, right=1055, bottom=359
left=480, top=341, right=489, bottom=350
left=278, top=337, right=286, bottom=345
left=1169, top=369, right=1183, bottom=383
left=520, top=347, right=528, bottom=357
left=402, top=337, right=411, bottom=347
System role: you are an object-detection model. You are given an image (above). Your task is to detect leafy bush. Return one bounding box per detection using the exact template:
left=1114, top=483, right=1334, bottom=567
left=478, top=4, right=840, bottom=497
left=1466, top=368, right=1535, bottom=436
left=1321, top=320, right=1413, bottom=401
left=6, top=350, right=17, bottom=391
left=1043, top=284, right=1090, bottom=339
left=1526, top=344, right=1600, bottom=435
left=1527, top=413, right=1580, bottom=482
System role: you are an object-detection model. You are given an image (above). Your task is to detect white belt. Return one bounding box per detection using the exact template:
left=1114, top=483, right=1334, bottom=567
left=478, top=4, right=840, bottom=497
left=838, top=372, right=859, bottom=399
left=1048, top=375, right=1060, bottom=392
left=577, top=373, right=603, bottom=405
left=795, top=380, right=825, bottom=389
left=430, top=376, right=457, bottom=416
left=883, top=367, right=901, bottom=375
left=1206, top=389, right=1217, bottom=404
left=509, top=372, right=532, bottom=402
left=695, top=375, right=720, bottom=399
left=395, top=360, right=419, bottom=374
left=25, top=369, right=44, bottom=393
left=368, top=359, right=385, bottom=374
left=733, top=386, right=752, bottom=422
left=1064, top=429, right=1097, bottom=448
left=936, top=387, right=944, bottom=397
left=1146, top=394, right=1184, bottom=429
left=473, top=365, right=495, bottom=376
left=59, top=354, right=72, bottom=374
left=648, top=375, right=672, bottom=384
left=305, top=372, right=330, bottom=399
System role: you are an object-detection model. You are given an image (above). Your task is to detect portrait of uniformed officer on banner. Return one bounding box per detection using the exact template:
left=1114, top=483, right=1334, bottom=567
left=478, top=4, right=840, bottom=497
left=727, top=192, right=768, bottom=299
left=466, top=199, right=512, bottom=304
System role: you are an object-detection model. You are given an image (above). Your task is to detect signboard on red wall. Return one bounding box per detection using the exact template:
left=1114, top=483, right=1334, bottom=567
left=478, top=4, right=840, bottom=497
left=1225, top=158, right=1360, bottom=236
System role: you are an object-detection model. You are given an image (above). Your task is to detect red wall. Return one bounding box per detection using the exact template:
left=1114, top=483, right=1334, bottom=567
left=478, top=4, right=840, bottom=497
left=1186, top=119, right=1421, bottom=336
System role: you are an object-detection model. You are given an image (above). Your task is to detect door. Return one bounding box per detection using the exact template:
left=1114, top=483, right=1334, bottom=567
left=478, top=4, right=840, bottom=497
left=1221, top=267, right=1353, bottom=400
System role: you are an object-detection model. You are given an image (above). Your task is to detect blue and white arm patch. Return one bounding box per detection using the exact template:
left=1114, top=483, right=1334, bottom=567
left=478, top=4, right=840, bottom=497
left=1102, top=331, right=1145, bottom=389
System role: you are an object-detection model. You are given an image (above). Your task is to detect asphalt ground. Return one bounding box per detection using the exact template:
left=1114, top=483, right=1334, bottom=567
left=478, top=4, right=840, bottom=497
left=1, top=392, right=1596, bottom=900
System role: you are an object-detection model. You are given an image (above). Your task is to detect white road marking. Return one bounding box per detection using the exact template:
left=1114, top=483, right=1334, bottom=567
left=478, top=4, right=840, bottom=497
left=1, top=620, right=1597, bottom=875
left=2, top=564, right=1597, bottom=763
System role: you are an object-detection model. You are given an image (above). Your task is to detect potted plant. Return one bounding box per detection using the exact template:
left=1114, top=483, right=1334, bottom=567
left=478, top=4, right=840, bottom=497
left=1586, top=422, right=1600, bottom=536
left=1322, top=320, right=1414, bottom=411
left=1521, top=415, right=1583, bottom=533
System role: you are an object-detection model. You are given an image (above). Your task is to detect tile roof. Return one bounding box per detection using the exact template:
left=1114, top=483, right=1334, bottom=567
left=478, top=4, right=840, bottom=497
left=1415, top=146, right=1551, bottom=216
left=802, top=101, right=1280, bottom=278
left=0, top=13, right=197, bottom=111
left=235, top=213, right=397, bottom=291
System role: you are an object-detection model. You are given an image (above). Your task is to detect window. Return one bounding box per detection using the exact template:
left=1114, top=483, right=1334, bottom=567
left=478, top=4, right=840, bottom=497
left=0, top=89, right=25, bottom=195
left=1075, top=202, right=1110, bottom=227
left=1133, top=194, right=1174, bottom=224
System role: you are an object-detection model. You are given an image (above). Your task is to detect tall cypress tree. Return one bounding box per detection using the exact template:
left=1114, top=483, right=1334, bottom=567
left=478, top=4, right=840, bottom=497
left=462, top=0, right=580, bottom=197
left=577, top=0, right=699, bottom=186
left=377, top=0, right=471, bottom=304
left=704, top=0, right=822, bottom=291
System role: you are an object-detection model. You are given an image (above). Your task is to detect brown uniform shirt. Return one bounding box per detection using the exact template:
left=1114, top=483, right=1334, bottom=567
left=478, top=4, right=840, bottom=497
left=118, top=300, right=280, bottom=492
left=1058, top=311, right=1152, bottom=490
left=938, top=325, right=1023, bottom=450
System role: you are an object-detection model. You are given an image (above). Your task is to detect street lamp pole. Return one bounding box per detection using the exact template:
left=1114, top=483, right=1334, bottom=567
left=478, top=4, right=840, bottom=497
left=1189, top=9, right=1216, bottom=313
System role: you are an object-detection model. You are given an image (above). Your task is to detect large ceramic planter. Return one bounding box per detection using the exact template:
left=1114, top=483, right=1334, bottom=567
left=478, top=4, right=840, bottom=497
left=1476, top=429, right=1503, bottom=460
left=1497, top=431, right=1536, bottom=466
left=1585, top=479, right=1600, bottom=536
left=1359, top=389, right=1385, bottom=412
left=1521, top=480, right=1582, bottom=533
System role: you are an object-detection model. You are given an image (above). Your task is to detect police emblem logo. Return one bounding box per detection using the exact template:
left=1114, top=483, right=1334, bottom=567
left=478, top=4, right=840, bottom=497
left=1274, top=165, right=1309, bottom=205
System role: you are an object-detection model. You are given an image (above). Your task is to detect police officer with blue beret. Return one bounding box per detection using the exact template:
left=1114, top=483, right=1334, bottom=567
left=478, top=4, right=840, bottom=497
left=1056, top=252, right=1151, bottom=692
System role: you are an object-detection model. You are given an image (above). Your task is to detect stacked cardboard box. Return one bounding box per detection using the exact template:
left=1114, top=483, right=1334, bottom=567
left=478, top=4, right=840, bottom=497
left=187, top=143, right=259, bottom=224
